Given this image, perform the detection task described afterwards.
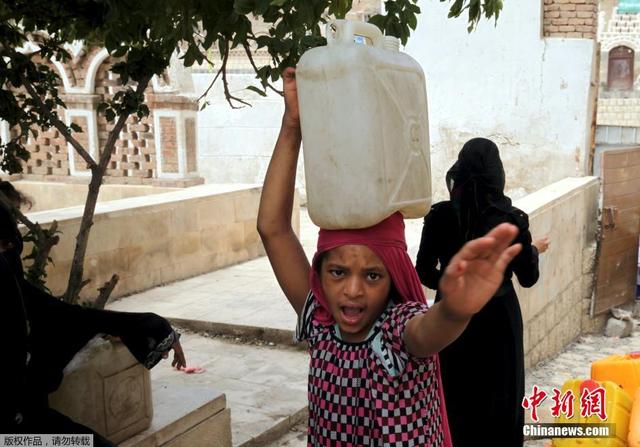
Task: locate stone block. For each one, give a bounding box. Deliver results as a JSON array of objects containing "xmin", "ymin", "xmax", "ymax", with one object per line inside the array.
[
  {"xmin": 49, "ymin": 338, "xmax": 152, "ymax": 444},
  {"xmin": 121, "ymin": 381, "xmax": 230, "ymax": 447},
  {"xmin": 604, "ymin": 317, "xmax": 633, "ymax": 338}
]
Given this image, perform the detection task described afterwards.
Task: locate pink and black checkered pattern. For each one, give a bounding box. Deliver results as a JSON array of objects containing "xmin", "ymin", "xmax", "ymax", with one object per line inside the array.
[{"xmin": 296, "ymin": 293, "xmax": 449, "ymax": 446}]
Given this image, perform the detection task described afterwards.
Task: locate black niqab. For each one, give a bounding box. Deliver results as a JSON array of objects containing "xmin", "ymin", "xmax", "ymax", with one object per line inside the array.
[{"xmin": 445, "ymin": 137, "xmax": 512, "ymax": 240}]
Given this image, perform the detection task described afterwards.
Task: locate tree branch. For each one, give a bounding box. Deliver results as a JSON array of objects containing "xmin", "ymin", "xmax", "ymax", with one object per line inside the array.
[
  {"xmin": 19, "ymin": 73, "xmax": 98, "ymax": 171},
  {"xmin": 93, "ymin": 274, "xmax": 119, "ymax": 310},
  {"xmin": 219, "ymin": 42, "xmax": 250, "ymax": 109},
  {"xmin": 97, "ymin": 76, "xmax": 151, "ymax": 170},
  {"xmin": 196, "ymin": 61, "xmax": 223, "ymax": 104},
  {"xmin": 242, "ymin": 42, "xmax": 283, "ymax": 96}
]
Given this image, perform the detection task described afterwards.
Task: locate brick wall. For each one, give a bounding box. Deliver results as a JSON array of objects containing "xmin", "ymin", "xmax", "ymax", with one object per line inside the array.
[
  {"xmin": 160, "ymin": 117, "xmax": 179, "ymax": 174},
  {"xmin": 94, "ymin": 60, "xmax": 161, "ymax": 182},
  {"xmin": 12, "ymin": 46, "xmax": 202, "ymax": 187},
  {"xmin": 23, "ymin": 127, "xmax": 69, "ymax": 176},
  {"xmin": 543, "ymin": 0, "xmax": 598, "ymax": 39},
  {"xmin": 63, "ymin": 46, "xmax": 105, "ymax": 89}
]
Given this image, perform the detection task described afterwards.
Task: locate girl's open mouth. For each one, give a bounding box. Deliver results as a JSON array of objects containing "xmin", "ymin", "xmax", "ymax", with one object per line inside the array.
[{"xmin": 340, "ymin": 306, "xmax": 365, "ymax": 325}]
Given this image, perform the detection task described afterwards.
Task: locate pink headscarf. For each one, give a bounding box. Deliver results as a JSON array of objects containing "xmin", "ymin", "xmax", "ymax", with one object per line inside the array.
[{"xmin": 309, "ymin": 212, "xmax": 427, "ymax": 325}]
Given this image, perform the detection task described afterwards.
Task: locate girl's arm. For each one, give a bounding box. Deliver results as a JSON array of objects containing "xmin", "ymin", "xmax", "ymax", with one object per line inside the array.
[
  {"xmin": 404, "ymin": 223, "xmax": 522, "ymax": 357},
  {"xmin": 257, "ymin": 67, "xmax": 310, "ymax": 316}
]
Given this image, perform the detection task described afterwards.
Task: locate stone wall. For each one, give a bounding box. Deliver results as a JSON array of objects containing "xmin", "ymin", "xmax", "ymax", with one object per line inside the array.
[
  {"xmin": 406, "ymin": 1, "xmax": 598, "ymax": 202},
  {"xmin": 543, "ymin": 0, "xmax": 598, "ymax": 38},
  {"xmin": 11, "ymin": 181, "xmax": 177, "ymax": 212},
  {"xmin": 597, "ymin": 96, "xmax": 640, "ymax": 127},
  {"xmin": 597, "ymin": 6, "xmax": 640, "ymax": 101},
  {"xmin": 21, "ymin": 184, "xmax": 297, "ymax": 303},
  {"xmin": 516, "ymin": 177, "xmax": 601, "ymax": 369}
]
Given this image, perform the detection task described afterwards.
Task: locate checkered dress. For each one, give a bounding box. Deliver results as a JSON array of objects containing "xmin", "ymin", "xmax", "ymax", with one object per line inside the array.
[{"xmin": 295, "ymin": 293, "xmax": 450, "ymax": 447}]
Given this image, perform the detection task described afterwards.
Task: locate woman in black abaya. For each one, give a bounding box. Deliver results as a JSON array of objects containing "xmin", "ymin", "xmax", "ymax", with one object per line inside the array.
[
  {"xmin": 415, "ymin": 138, "xmax": 549, "ymax": 446},
  {"xmin": 0, "ymin": 181, "xmax": 186, "ymax": 445}
]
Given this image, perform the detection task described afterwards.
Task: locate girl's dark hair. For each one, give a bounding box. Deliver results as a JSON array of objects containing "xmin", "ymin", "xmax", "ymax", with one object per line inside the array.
[
  {"xmin": 0, "ymin": 181, "xmax": 33, "ymax": 210},
  {"xmin": 314, "ymin": 251, "xmax": 327, "ymax": 274}
]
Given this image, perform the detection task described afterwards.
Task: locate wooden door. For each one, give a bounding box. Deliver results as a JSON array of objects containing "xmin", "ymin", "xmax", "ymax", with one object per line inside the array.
[
  {"xmin": 593, "ymin": 146, "xmax": 640, "ymax": 314},
  {"xmin": 607, "ymin": 46, "xmax": 634, "ymax": 91}
]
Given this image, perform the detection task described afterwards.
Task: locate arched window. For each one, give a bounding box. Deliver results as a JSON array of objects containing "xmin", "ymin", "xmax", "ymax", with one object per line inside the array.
[{"xmin": 607, "ymin": 46, "xmax": 635, "ymax": 90}]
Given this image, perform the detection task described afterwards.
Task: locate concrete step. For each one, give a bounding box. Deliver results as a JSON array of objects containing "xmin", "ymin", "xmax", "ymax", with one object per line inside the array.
[
  {"xmin": 148, "ymin": 330, "xmax": 308, "ymax": 447},
  {"xmin": 121, "ymin": 381, "xmax": 231, "ymax": 447}
]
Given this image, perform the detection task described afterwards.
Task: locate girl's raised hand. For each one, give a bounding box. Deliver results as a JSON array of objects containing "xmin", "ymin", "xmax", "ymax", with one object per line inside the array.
[
  {"xmin": 282, "ymin": 67, "xmax": 300, "ymax": 129},
  {"xmin": 439, "ymin": 223, "xmax": 522, "ymax": 320}
]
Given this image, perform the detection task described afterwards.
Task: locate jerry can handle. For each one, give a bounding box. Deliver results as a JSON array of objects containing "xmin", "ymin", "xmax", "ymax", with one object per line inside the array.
[{"xmin": 326, "ymin": 19, "xmax": 384, "ymax": 49}]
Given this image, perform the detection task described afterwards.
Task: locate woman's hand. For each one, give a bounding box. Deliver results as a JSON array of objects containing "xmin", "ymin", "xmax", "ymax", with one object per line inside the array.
[
  {"xmin": 533, "ymin": 236, "xmax": 550, "ymax": 253},
  {"xmin": 439, "ymin": 223, "xmax": 522, "ymax": 320},
  {"xmin": 282, "ymin": 67, "xmax": 300, "ymax": 130},
  {"xmin": 163, "ymin": 340, "xmax": 186, "ymax": 369}
]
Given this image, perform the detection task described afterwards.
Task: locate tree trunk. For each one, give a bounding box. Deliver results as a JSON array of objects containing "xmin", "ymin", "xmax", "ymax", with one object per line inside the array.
[{"xmin": 63, "ymin": 76, "xmax": 151, "ymax": 304}]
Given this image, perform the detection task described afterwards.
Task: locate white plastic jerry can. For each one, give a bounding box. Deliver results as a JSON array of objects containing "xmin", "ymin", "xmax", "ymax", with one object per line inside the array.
[{"xmin": 297, "ymin": 19, "xmax": 431, "ymax": 229}]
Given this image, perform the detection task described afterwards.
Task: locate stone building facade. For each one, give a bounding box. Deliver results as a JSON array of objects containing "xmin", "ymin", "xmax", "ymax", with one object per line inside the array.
[
  {"xmin": 596, "ymin": 0, "xmax": 640, "ymax": 140},
  {"xmin": 1, "ymin": 43, "xmax": 202, "ymax": 187}
]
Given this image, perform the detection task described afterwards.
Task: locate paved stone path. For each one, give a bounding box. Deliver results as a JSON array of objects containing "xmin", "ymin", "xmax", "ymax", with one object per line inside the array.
[{"xmin": 150, "ymin": 328, "xmax": 309, "ymax": 447}]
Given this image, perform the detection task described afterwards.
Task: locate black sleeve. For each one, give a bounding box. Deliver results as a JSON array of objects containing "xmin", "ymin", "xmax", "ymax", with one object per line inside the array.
[
  {"xmin": 0, "ymin": 254, "xmax": 29, "ymax": 428},
  {"xmin": 415, "ymin": 207, "xmax": 443, "ymax": 290},
  {"xmin": 23, "ymin": 282, "xmax": 174, "ymax": 376},
  {"xmin": 508, "ymin": 208, "xmax": 539, "ymax": 288}
]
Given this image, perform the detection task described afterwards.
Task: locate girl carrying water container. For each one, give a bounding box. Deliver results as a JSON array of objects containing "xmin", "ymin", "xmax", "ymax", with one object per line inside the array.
[{"xmin": 257, "ymin": 67, "xmax": 523, "ymax": 447}]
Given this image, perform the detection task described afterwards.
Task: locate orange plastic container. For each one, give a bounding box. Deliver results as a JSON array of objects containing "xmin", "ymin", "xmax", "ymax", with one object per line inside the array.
[
  {"xmin": 629, "ymin": 389, "xmax": 640, "ymax": 447},
  {"xmin": 592, "ymin": 353, "xmax": 640, "ymax": 400},
  {"xmin": 553, "ymin": 379, "xmax": 632, "ymax": 447}
]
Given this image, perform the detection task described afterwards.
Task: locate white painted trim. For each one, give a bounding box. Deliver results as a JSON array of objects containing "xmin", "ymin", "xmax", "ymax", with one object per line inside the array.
[
  {"xmin": 602, "ymin": 37, "xmax": 640, "ymax": 53},
  {"xmin": 49, "ymin": 59, "xmax": 73, "ymax": 93},
  {"xmin": 0, "ymin": 120, "xmax": 9, "ymax": 174},
  {"xmin": 154, "ymin": 110, "xmax": 179, "ymax": 178},
  {"xmin": 65, "ymin": 109, "xmax": 99, "ymax": 177},
  {"xmin": 51, "ymin": 48, "xmax": 110, "ymax": 94},
  {"xmin": 85, "ymin": 48, "xmax": 110, "ymax": 94},
  {"xmin": 0, "ymin": 120, "xmax": 9, "ymax": 145},
  {"xmin": 153, "ymin": 109, "xmax": 198, "ymax": 179}
]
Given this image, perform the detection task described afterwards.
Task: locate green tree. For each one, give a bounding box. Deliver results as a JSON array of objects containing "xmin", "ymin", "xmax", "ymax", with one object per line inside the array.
[{"xmin": 0, "ymin": 0, "xmax": 503, "ymax": 306}]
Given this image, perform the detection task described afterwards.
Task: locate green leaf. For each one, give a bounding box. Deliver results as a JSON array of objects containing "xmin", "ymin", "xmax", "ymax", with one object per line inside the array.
[
  {"xmin": 234, "ymin": 0, "xmax": 255, "ymax": 15},
  {"xmin": 112, "ymin": 46, "xmax": 128, "ymax": 58},
  {"xmin": 105, "ymin": 109, "xmax": 116, "ymax": 122},
  {"xmin": 448, "ymin": 0, "xmax": 465, "ymax": 18},
  {"xmin": 246, "ymin": 85, "xmax": 267, "ymax": 96}
]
